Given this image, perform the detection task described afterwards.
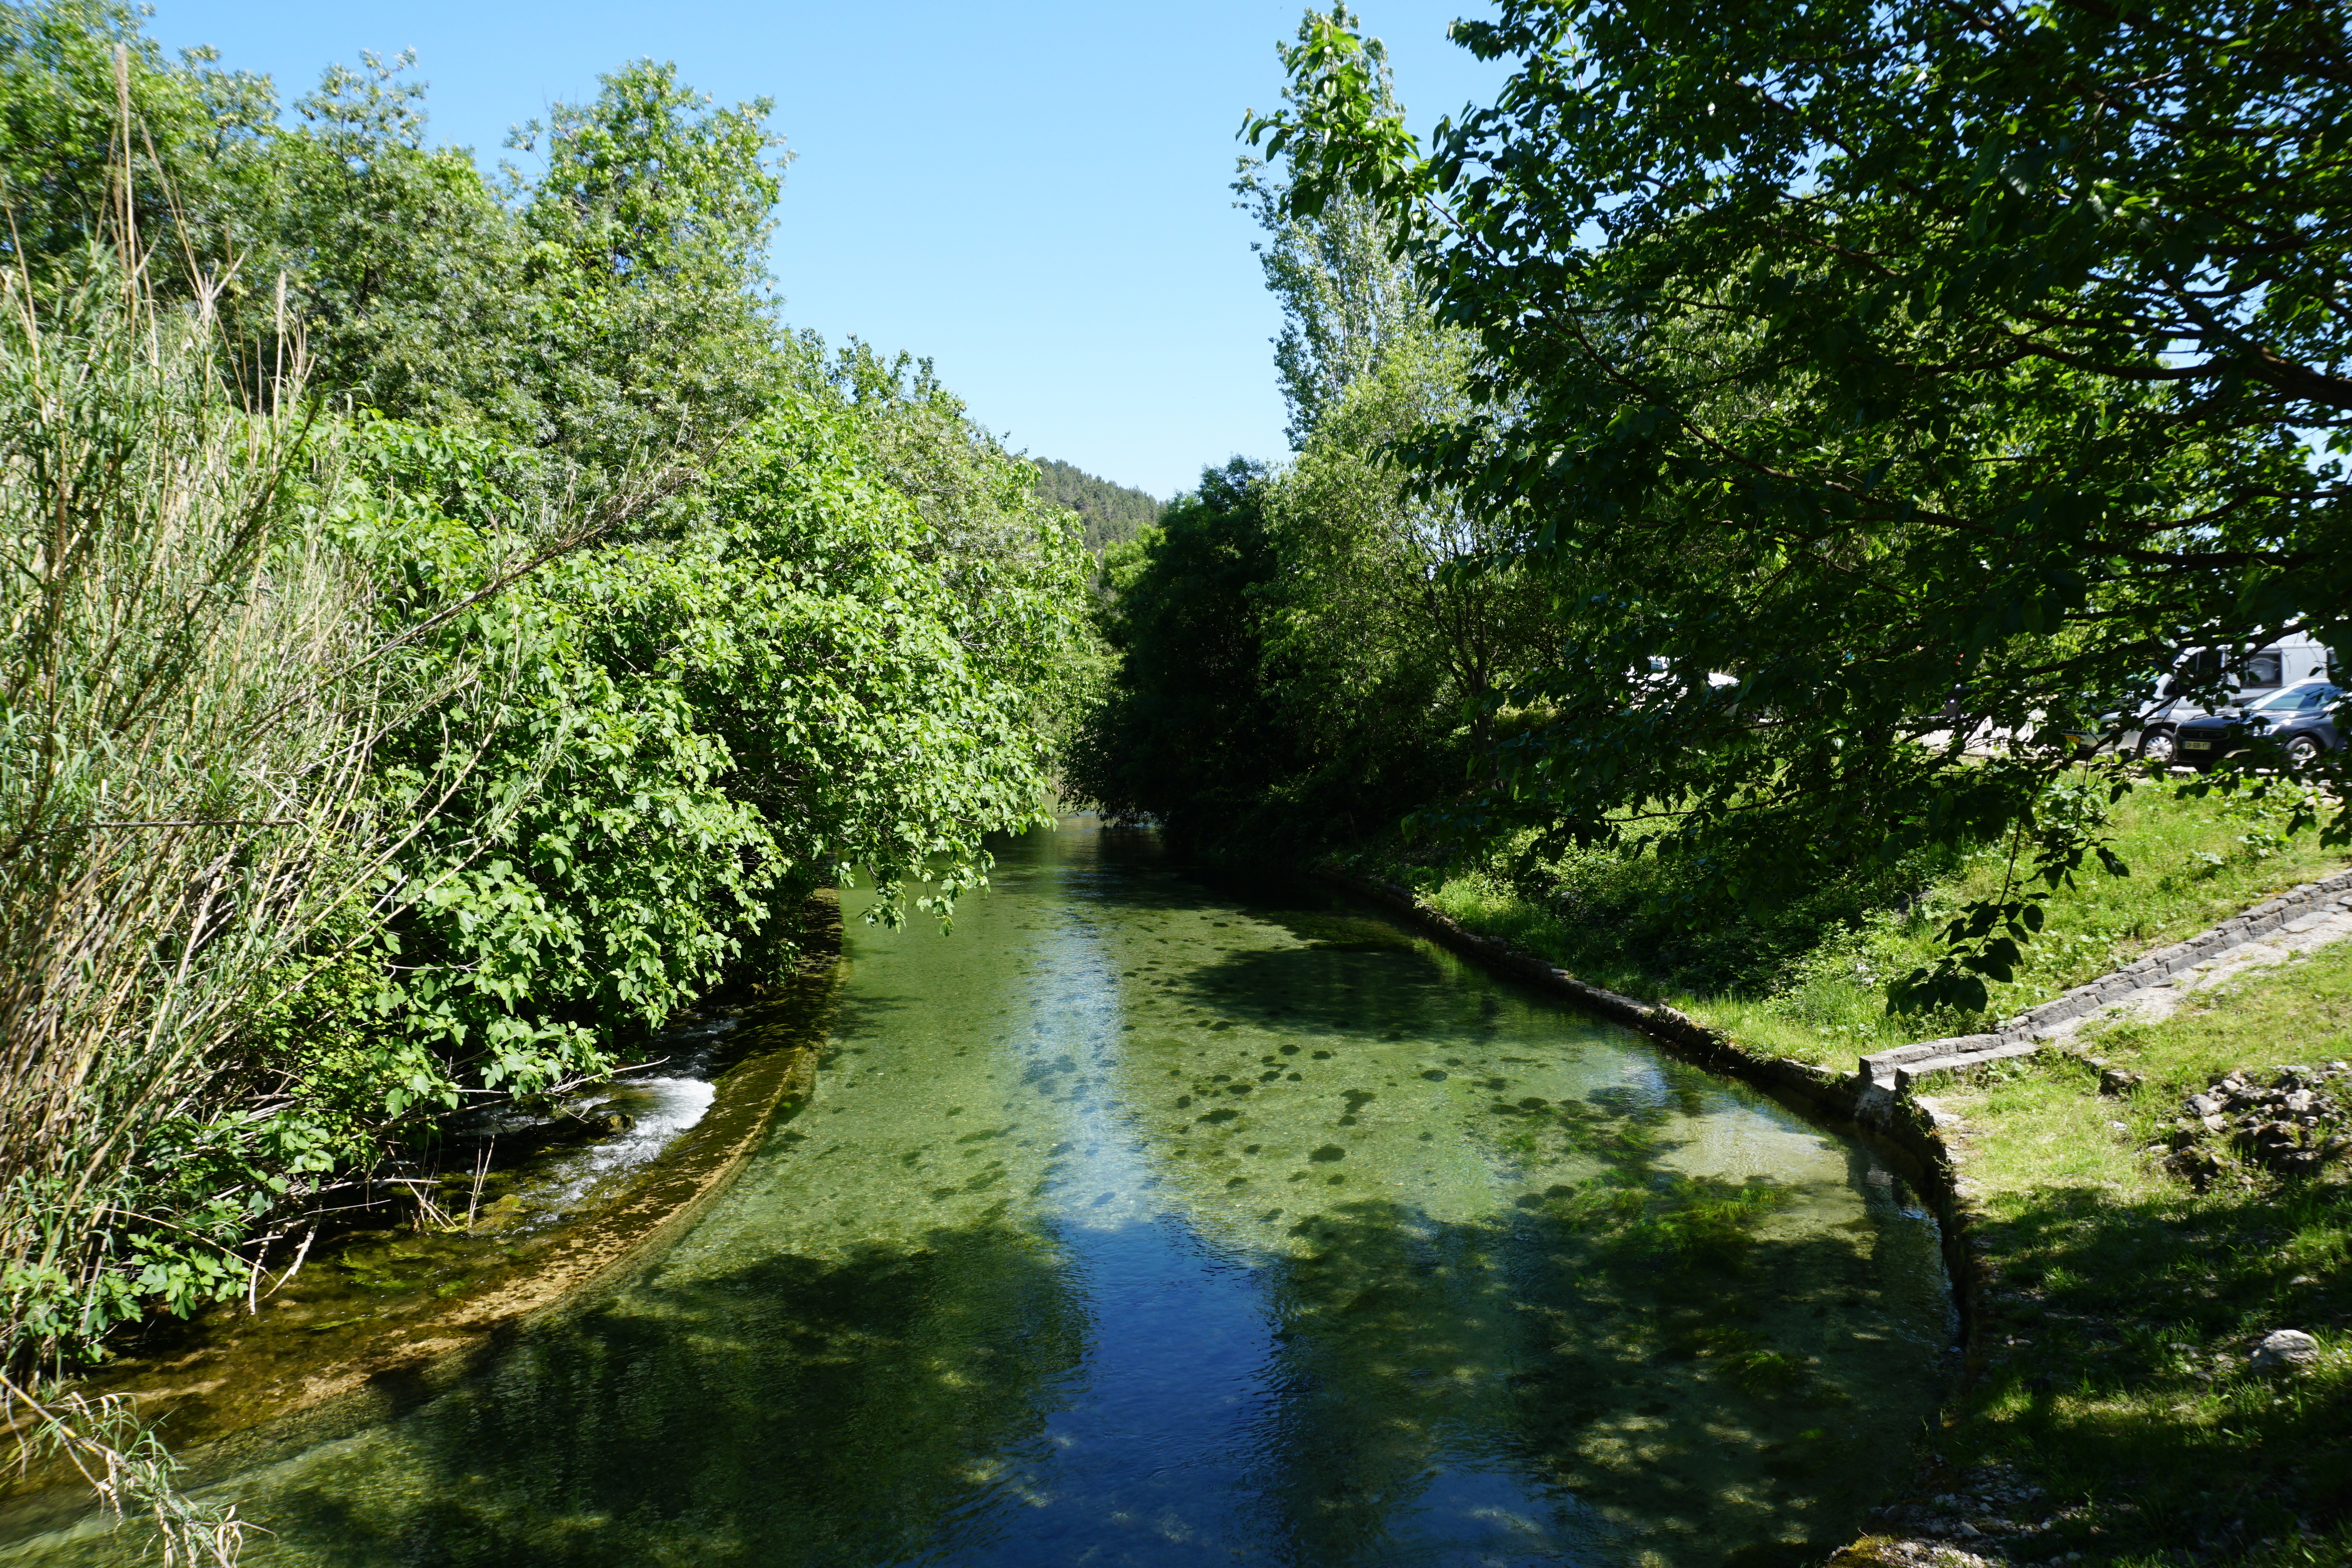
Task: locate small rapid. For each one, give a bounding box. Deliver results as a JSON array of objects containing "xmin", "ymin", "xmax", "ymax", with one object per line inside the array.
[{"xmin": 469, "ymin": 1013, "xmax": 742, "ymax": 1229}]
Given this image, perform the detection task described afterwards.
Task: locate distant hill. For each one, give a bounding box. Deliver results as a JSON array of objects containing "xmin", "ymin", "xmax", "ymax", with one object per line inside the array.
[{"xmin": 1033, "ymin": 458, "xmax": 1161, "ymax": 551}]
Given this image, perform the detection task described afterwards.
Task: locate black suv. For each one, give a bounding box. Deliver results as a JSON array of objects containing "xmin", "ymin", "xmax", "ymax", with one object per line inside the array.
[{"xmin": 2175, "ymin": 681, "xmax": 2345, "ymax": 771}]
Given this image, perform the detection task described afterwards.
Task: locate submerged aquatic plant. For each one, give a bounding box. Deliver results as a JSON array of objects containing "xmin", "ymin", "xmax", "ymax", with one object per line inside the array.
[
  {"xmin": 1, "ymin": 1375, "xmax": 245, "ymax": 1564},
  {"xmin": 1485, "ymin": 1091, "xmax": 1677, "ymax": 1166},
  {"xmin": 1543, "ymin": 1174, "xmax": 1792, "ymax": 1271},
  {"xmin": 1678, "ymin": 1326, "xmax": 1812, "ymax": 1393}
]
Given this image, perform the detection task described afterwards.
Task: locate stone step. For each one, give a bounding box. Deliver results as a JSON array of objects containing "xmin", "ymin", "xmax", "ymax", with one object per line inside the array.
[
  {"xmin": 1890, "ymin": 1038, "xmax": 2042, "ymax": 1091},
  {"xmin": 1860, "ymin": 865, "xmax": 2352, "ymax": 1092},
  {"xmin": 1860, "ymin": 1034, "xmax": 2004, "ymax": 1085}
]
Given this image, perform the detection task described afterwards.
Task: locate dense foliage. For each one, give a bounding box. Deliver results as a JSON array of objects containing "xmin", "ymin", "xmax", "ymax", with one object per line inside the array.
[
  {"xmin": 1245, "ymin": 0, "xmax": 2352, "ymax": 1009},
  {"xmin": 1070, "ymin": 317, "xmax": 1552, "ymax": 858},
  {"xmin": 0, "ymin": 0, "xmax": 1087, "ymax": 1402},
  {"xmin": 1069, "ymin": 459, "xmax": 1295, "ymax": 847}
]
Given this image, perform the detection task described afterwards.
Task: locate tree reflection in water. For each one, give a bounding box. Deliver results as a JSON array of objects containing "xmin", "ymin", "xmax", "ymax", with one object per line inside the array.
[{"xmin": 3, "ymin": 821, "xmax": 1947, "ymax": 1568}]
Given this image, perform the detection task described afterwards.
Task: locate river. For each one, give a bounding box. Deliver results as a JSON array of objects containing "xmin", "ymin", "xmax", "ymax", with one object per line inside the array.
[{"xmin": 5, "ymin": 819, "xmax": 1951, "ymax": 1567}]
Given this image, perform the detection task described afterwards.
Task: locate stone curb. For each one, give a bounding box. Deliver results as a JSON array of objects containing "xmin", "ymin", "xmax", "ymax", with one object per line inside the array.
[
  {"xmin": 1307, "ymin": 869, "xmax": 1982, "ymax": 1281},
  {"xmin": 1859, "ymin": 867, "xmax": 2352, "ymax": 1091}
]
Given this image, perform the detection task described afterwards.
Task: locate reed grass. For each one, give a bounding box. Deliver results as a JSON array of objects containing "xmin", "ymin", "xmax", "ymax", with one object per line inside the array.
[
  {"xmin": 0, "ymin": 232, "xmax": 388, "ymax": 1556},
  {"xmin": 0, "ymin": 103, "xmax": 504, "ymax": 1551},
  {"xmin": 1, "ymin": 1373, "xmax": 245, "ymax": 1565},
  {"xmin": 0, "ymin": 52, "xmax": 657, "ymax": 1550},
  {"xmin": 0, "ymin": 247, "xmax": 383, "ymax": 1353}
]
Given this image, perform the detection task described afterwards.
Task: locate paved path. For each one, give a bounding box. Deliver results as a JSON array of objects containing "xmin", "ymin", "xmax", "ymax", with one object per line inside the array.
[
  {"xmin": 1860, "ymin": 869, "xmax": 2352, "ymax": 1096},
  {"xmin": 2030, "ymin": 900, "xmax": 2352, "ymax": 1038}
]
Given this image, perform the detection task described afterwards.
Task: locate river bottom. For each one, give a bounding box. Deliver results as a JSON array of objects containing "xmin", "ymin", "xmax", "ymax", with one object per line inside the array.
[{"xmin": 4, "ymin": 821, "xmax": 1950, "ymax": 1568}]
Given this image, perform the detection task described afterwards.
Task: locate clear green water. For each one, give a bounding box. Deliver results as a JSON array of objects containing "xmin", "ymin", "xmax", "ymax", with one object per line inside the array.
[{"xmin": 6, "ymin": 821, "xmax": 1950, "ymax": 1567}]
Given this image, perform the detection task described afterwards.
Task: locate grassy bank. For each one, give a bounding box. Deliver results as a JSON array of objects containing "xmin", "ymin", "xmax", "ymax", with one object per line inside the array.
[
  {"xmin": 1335, "ymin": 784, "xmax": 2352, "ymax": 1566},
  {"xmin": 1890, "ymin": 941, "xmax": 2352, "ymax": 1566},
  {"xmin": 1351, "ymin": 784, "xmax": 2350, "ymax": 1069}
]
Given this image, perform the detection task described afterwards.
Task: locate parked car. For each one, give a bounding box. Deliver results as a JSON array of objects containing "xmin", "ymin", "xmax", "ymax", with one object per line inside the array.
[
  {"xmin": 2174, "ymin": 680, "xmax": 2345, "ymax": 771},
  {"xmin": 2114, "ymin": 634, "xmax": 2335, "ymax": 763}
]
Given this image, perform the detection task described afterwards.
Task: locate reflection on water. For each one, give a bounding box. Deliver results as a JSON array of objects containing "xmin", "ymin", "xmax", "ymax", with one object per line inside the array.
[{"xmin": 2, "ymin": 821, "xmax": 1949, "ymax": 1567}]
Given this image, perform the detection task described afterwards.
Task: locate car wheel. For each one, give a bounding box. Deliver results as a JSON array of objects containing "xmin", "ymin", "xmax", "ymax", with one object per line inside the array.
[
  {"xmin": 2286, "ymin": 734, "xmax": 2324, "ymax": 769},
  {"xmin": 2140, "ymin": 728, "xmax": 2177, "ymax": 765}
]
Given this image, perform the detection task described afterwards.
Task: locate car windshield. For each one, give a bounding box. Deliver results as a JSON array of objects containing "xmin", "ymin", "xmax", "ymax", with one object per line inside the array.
[{"xmin": 2251, "ymin": 682, "xmax": 2341, "ymax": 713}]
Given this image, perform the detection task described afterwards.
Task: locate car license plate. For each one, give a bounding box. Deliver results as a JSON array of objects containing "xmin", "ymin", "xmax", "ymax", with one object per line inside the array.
[{"xmin": 2184, "ymin": 740, "xmax": 2211, "ymax": 751}]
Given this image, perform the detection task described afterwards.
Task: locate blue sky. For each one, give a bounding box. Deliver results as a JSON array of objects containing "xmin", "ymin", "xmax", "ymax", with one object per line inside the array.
[{"xmin": 147, "ymin": 2, "xmax": 1509, "ymax": 497}]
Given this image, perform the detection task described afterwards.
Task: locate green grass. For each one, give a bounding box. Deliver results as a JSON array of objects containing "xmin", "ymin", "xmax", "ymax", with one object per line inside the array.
[
  {"xmin": 1910, "ymin": 940, "xmax": 2352, "ymax": 1566},
  {"xmin": 1384, "ymin": 784, "xmax": 2350, "ymax": 1068}
]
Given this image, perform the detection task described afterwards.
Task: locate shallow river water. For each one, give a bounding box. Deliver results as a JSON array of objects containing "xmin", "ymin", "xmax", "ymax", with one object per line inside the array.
[{"xmin": 8, "ymin": 821, "xmax": 1951, "ymax": 1568}]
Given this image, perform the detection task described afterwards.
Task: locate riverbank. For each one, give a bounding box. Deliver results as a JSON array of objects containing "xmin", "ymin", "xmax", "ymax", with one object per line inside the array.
[
  {"xmin": 1346, "ymin": 787, "xmax": 2351, "ymax": 1067},
  {"xmin": 1320, "ymin": 800, "xmax": 2352, "ymax": 1568},
  {"xmin": 1867, "ymin": 942, "xmax": 2352, "ymax": 1566},
  {"xmin": 0, "ymin": 899, "xmax": 840, "ymax": 1526}
]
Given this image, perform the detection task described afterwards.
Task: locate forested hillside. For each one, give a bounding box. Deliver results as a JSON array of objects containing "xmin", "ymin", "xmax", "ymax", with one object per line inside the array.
[
  {"xmin": 0, "ymin": 0, "xmax": 1087, "ymax": 1501},
  {"xmin": 1030, "ymin": 457, "xmax": 1160, "ymax": 551}
]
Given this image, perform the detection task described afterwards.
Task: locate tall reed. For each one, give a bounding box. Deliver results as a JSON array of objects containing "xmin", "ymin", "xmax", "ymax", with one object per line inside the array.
[
  {"xmin": 0, "ymin": 249, "xmax": 396, "ymax": 1365},
  {"xmin": 0, "ymin": 236, "xmax": 451, "ymax": 1557},
  {"xmin": 0, "ymin": 47, "xmax": 667, "ymax": 1558}
]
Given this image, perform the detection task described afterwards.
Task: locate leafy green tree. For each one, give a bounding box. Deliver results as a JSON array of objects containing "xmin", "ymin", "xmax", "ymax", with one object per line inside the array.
[
  {"xmin": 817, "ymin": 341, "xmax": 1094, "ymax": 726},
  {"xmin": 1264, "ymin": 330, "xmax": 1552, "ymax": 781},
  {"xmin": 1, "ymin": 12, "xmax": 790, "ymax": 480},
  {"xmin": 0, "ymin": 0, "xmax": 1095, "ymax": 1405},
  {"xmin": 0, "ymin": 0, "xmax": 275, "ymax": 292},
  {"xmin": 255, "ymin": 52, "xmax": 533, "ymax": 428},
  {"xmin": 1235, "ymin": 6, "xmax": 1428, "ymax": 449},
  {"xmin": 516, "ymin": 59, "xmax": 788, "ymax": 466},
  {"xmin": 1253, "ymin": 0, "xmax": 2352, "ymax": 1008},
  {"xmin": 1068, "ymin": 459, "xmax": 1301, "ymax": 848},
  {"xmin": 344, "ymin": 386, "xmax": 1080, "ymax": 1106},
  {"xmin": 1073, "ymin": 15, "xmax": 1558, "ymax": 861}
]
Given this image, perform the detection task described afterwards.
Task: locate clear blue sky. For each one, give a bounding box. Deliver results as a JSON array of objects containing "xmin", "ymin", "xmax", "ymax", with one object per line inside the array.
[{"xmin": 146, "ymin": 1, "xmax": 1508, "ymax": 498}]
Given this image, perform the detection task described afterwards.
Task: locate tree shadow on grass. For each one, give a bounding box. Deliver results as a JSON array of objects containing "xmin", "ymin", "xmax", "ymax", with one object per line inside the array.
[{"xmin": 1948, "ymin": 1178, "xmax": 2352, "ymax": 1563}]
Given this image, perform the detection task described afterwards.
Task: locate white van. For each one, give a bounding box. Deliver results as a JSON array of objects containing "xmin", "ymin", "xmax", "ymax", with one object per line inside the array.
[{"xmin": 2123, "ymin": 634, "xmax": 2335, "ymax": 763}]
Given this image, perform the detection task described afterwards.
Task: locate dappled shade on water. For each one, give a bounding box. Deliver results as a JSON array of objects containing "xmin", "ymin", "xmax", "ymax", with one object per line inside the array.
[{"xmin": 5, "ymin": 823, "xmax": 1949, "ymax": 1567}]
